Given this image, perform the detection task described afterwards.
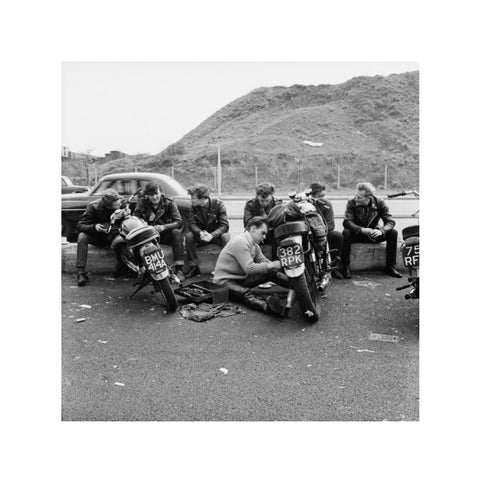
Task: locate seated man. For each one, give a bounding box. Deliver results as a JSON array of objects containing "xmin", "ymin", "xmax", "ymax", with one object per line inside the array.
[
  {"xmin": 75, "ymin": 189, "xmax": 128, "ymax": 286},
  {"xmin": 309, "ymin": 183, "xmax": 344, "ymax": 279},
  {"xmin": 243, "ymin": 182, "xmax": 282, "ymax": 260},
  {"xmin": 342, "ymin": 181, "xmax": 402, "ymax": 279},
  {"xmin": 133, "ymin": 181, "xmax": 186, "ymax": 282},
  {"xmin": 185, "ymin": 184, "xmax": 230, "ymax": 278},
  {"xmin": 213, "ymin": 216, "xmax": 289, "ymax": 316}
]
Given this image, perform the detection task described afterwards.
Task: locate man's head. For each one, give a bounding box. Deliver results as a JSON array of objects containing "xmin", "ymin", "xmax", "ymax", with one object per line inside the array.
[
  {"xmin": 255, "ymin": 182, "xmax": 275, "ymax": 207},
  {"xmin": 309, "ymin": 183, "xmax": 326, "ymax": 200},
  {"xmin": 188, "ymin": 184, "xmax": 210, "ymax": 207},
  {"xmin": 246, "ymin": 216, "xmax": 268, "ymax": 244},
  {"xmin": 354, "ymin": 182, "xmax": 375, "ymax": 206},
  {"xmin": 142, "ymin": 181, "xmax": 163, "ymax": 205},
  {"xmin": 101, "ymin": 189, "xmax": 123, "ymax": 210}
]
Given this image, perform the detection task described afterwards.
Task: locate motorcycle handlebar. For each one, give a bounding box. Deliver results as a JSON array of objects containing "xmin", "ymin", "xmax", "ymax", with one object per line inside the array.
[
  {"xmin": 387, "ymin": 190, "xmax": 419, "ymax": 199},
  {"xmin": 387, "ymin": 191, "xmax": 407, "ymax": 198}
]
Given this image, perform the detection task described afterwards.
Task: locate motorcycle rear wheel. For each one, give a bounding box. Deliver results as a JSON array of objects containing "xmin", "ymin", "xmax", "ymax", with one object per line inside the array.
[
  {"xmin": 153, "ymin": 278, "xmax": 178, "ymax": 312},
  {"xmin": 291, "ymin": 268, "xmax": 320, "ymax": 323}
]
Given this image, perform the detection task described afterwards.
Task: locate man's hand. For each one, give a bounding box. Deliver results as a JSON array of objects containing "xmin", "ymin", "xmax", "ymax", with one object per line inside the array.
[
  {"xmin": 361, "ymin": 228, "xmax": 373, "ymax": 236},
  {"xmin": 202, "ymin": 232, "xmax": 213, "ymax": 243},
  {"xmin": 95, "ymin": 223, "xmax": 107, "ymax": 233},
  {"xmin": 268, "ymin": 261, "xmax": 281, "ymax": 270},
  {"xmin": 370, "ymin": 229, "xmax": 383, "ymax": 239},
  {"xmin": 155, "ymin": 225, "xmax": 166, "ymax": 233}
]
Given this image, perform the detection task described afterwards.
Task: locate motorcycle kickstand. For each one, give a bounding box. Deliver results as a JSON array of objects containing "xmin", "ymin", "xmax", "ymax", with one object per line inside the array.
[{"xmin": 129, "ymin": 273, "xmax": 150, "ymax": 299}]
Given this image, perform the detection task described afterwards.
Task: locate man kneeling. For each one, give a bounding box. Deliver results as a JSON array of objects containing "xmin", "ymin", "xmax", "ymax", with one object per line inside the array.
[{"xmin": 213, "ymin": 216, "xmax": 290, "ymax": 316}]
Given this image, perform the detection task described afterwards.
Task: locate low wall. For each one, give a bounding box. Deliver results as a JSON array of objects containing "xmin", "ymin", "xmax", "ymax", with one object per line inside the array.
[{"xmin": 61, "ymin": 241, "xmax": 401, "ymax": 275}]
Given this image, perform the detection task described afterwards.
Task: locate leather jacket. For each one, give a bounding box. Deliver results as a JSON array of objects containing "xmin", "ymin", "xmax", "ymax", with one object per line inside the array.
[
  {"xmin": 343, "ymin": 195, "xmax": 395, "ymax": 235},
  {"xmin": 133, "ymin": 195, "xmax": 183, "ymax": 231},
  {"xmin": 243, "ymin": 197, "xmax": 283, "ymax": 227},
  {"xmin": 188, "ymin": 197, "xmax": 229, "ymax": 238}
]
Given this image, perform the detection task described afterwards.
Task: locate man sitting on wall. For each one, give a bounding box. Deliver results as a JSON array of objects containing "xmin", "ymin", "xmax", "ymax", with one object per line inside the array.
[
  {"xmin": 309, "ymin": 182, "xmax": 344, "ymax": 279},
  {"xmin": 243, "ymin": 182, "xmax": 282, "ymax": 260},
  {"xmin": 184, "ymin": 184, "xmax": 230, "ymax": 278},
  {"xmin": 134, "ymin": 181, "xmax": 186, "ymax": 282},
  {"xmin": 342, "ymin": 181, "xmax": 402, "ymax": 279},
  {"xmin": 75, "ymin": 189, "xmax": 129, "ymax": 286},
  {"xmin": 213, "ymin": 216, "xmax": 289, "ymax": 316}
]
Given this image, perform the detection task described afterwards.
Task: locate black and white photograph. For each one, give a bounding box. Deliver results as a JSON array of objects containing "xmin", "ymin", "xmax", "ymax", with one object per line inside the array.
[
  {"xmin": 5, "ymin": 1, "xmax": 479, "ymax": 481},
  {"xmin": 61, "ymin": 61, "xmax": 420, "ymax": 422}
]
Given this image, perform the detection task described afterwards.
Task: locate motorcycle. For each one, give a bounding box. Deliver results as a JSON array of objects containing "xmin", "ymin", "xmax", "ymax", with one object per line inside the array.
[
  {"xmin": 268, "ymin": 190, "xmax": 334, "ymax": 323},
  {"xmin": 387, "ymin": 190, "xmax": 419, "ymax": 299},
  {"xmin": 109, "ymin": 203, "xmax": 179, "ymax": 312}
]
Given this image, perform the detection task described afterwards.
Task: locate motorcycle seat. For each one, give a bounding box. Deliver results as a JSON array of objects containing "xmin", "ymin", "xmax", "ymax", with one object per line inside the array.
[
  {"xmin": 126, "ymin": 226, "xmax": 159, "ymax": 248},
  {"xmin": 402, "ymin": 225, "xmax": 419, "ymax": 240},
  {"xmin": 274, "ymin": 221, "xmax": 309, "ymax": 240}
]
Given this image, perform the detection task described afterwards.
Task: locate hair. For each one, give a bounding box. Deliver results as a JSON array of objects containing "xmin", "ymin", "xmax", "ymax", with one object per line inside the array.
[
  {"xmin": 187, "ymin": 184, "xmax": 210, "ymax": 199},
  {"xmin": 101, "ymin": 188, "xmax": 122, "ymax": 206},
  {"xmin": 246, "ymin": 216, "xmax": 268, "ymax": 231},
  {"xmin": 142, "ymin": 181, "xmax": 163, "ymax": 196},
  {"xmin": 255, "ymin": 182, "xmax": 275, "ymax": 198},
  {"xmin": 309, "ymin": 183, "xmax": 326, "ymax": 195},
  {"xmin": 356, "ymin": 181, "xmax": 376, "ymax": 196}
]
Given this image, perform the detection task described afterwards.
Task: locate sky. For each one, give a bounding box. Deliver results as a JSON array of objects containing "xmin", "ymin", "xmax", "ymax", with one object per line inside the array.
[{"xmin": 62, "ymin": 61, "xmax": 418, "ymax": 157}]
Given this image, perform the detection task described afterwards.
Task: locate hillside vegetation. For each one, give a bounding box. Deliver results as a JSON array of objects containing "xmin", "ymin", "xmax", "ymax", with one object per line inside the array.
[{"xmin": 63, "ymin": 71, "xmax": 419, "ymax": 194}]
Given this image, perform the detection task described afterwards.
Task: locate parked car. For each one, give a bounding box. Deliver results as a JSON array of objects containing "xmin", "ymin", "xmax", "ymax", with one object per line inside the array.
[
  {"xmin": 61, "ymin": 172, "xmax": 191, "ymax": 242},
  {"xmin": 61, "ymin": 176, "xmax": 89, "ymax": 194}
]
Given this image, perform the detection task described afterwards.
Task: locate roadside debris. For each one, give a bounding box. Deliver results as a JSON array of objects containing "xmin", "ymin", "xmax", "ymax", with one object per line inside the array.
[
  {"xmin": 369, "ymin": 333, "xmax": 399, "ymax": 343},
  {"xmin": 98, "ymin": 340, "xmax": 109, "ymax": 344},
  {"xmin": 353, "ymin": 280, "xmax": 381, "ymax": 288},
  {"xmin": 74, "ymin": 318, "xmax": 86, "ymax": 323},
  {"xmin": 114, "ymin": 382, "xmax": 125, "ymax": 387},
  {"xmin": 79, "ymin": 304, "xmax": 92, "ymax": 309},
  {"xmin": 357, "ymin": 349, "xmax": 375, "ymax": 353},
  {"xmin": 303, "ymin": 140, "xmax": 324, "ymax": 147},
  {"xmin": 219, "ymin": 368, "xmax": 228, "ymax": 375}
]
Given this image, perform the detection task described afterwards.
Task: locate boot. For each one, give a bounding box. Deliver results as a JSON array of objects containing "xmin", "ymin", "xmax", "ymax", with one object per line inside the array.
[
  {"xmin": 77, "ymin": 269, "xmax": 89, "ymax": 286},
  {"xmin": 342, "ymin": 264, "xmax": 351, "ymax": 279}
]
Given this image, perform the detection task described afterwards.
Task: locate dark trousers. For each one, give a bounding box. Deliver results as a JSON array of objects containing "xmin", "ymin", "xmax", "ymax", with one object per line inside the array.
[
  {"xmin": 76, "ymin": 231, "xmax": 124, "ymax": 270},
  {"xmin": 185, "ymin": 231, "xmax": 230, "ymax": 266},
  {"xmin": 327, "ymin": 230, "xmax": 343, "ymax": 264},
  {"xmin": 341, "ymin": 228, "xmax": 398, "ymax": 268},
  {"xmin": 220, "ymin": 271, "xmax": 290, "ymax": 313},
  {"xmin": 159, "ymin": 228, "xmax": 184, "ymax": 266}
]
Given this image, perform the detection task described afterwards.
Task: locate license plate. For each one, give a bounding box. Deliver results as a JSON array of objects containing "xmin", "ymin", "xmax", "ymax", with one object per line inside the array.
[
  {"xmin": 143, "ymin": 248, "xmax": 168, "ymax": 274},
  {"xmin": 401, "ymin": 244, "xmax": 419, "ymax": 268},
  {"xmin": 278, "ymin": 243, "xmax": 304, "ymax": 268}
]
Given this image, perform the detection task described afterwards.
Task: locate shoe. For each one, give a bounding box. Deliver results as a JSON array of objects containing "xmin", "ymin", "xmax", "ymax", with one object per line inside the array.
[
  {"xmin": 175, "ymin": 270, "xmax": 185, "ymax": 282},
  {"xmin": 342, "ymin": 267, "xmax": 351, "ymax": 279},
  {"xmin": 185, "ymin": 266, "xmax": 200, "ymax": 279},
  {"xmin": 77, "ymin": 271, "xmax": 89, "ymax": 286},
  {"xmin": 331, "ymin": 269, "xmax": 344, "ymax": 280},
  {"xmin": 385, "ymin": 266, "xmax": 402, "ymax": 278},
  {"xmin": 318, "ymin": 273, "xmax": 331, "ymax": 292},
  {"xmin": 266, "ymin": 296, "xmax": 286, "ymax": 317}
]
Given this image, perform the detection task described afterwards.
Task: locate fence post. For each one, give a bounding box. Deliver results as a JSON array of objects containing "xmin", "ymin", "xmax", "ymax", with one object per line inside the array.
[
  {"xmin": 337, "ymin": 164, "xmax": 340, "ymax": 190},
  {"xmin": 217, "ymin": 144, "xmax": 222, "ymax": 198}
]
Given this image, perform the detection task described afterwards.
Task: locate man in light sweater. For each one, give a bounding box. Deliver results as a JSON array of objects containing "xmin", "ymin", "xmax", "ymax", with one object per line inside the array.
[{"xmin": 213, "ymin": 216, "xmax": 290, "ymax": 316}]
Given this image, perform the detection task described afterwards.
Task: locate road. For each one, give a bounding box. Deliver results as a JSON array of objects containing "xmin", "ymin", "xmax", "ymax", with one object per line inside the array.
[
  {"xmin": 223, "ymin": 196, "xmax": 419, "ymax": 235},
  {"xmin": 62, "ymin": 272, "xmax": 419, "ymax": 421}
]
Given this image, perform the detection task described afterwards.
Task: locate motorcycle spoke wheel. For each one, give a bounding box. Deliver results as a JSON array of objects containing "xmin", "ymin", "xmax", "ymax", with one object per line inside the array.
[
  {"xmin": 153, "ymin": 278, "xmax": 178, "ymax": 312},
  {"xmin": 291, "ymin": 270, "xmax": 320, "ymax": 323}
]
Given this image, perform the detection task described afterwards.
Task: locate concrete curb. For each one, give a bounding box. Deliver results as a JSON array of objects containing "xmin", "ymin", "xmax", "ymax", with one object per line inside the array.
[{"xmin": 61, "ymin": 241, "xmax": 401, "ymax": 275}]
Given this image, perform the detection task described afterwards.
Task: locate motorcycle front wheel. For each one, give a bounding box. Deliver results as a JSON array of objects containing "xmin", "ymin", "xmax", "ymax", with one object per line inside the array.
[
  {"xmin": 153, "ymin": 278, "xmax": 178, "ymax": 312},
  {"xmin": 290, "ymin": 267, "xmax": 320, "ymax": 323}
]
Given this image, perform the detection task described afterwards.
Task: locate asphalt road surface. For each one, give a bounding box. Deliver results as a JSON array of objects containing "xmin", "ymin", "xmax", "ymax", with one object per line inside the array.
[{"xmin": 62, "ymin": 270, "xmax": 419, "ymax": 421}]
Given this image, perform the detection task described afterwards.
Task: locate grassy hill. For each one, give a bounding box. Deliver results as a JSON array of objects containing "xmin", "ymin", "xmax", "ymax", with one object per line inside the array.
[{"xmin": 63, "ymin": 71, "xmax": 419, "ymax": 194}]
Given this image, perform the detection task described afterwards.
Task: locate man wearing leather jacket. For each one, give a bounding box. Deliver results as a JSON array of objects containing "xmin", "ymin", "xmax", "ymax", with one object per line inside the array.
[
  {"xmin": 75, "ymin": 189, "xmax": 128, "ymax": 286},
  {"xmin": 213, "ymin": 216, "xmax": 289, "ymax": 317},
  {"xmin": 134, "ymin": 181, "xmax": 186, "ymax": 282},
  {"xmin": 309, "ymin": 183, "xmax": 344, "ymax": 279},
  {"xmin": 243, "ymin": 182, "xmax": 282, "ymax": 260},
  {"xmin": 184, "ymin": 184, "xmax": 230, "ymax": 278},
  {"xmin": 342, "ymin": 181, "xmax": 402, "ymax": 279}
]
